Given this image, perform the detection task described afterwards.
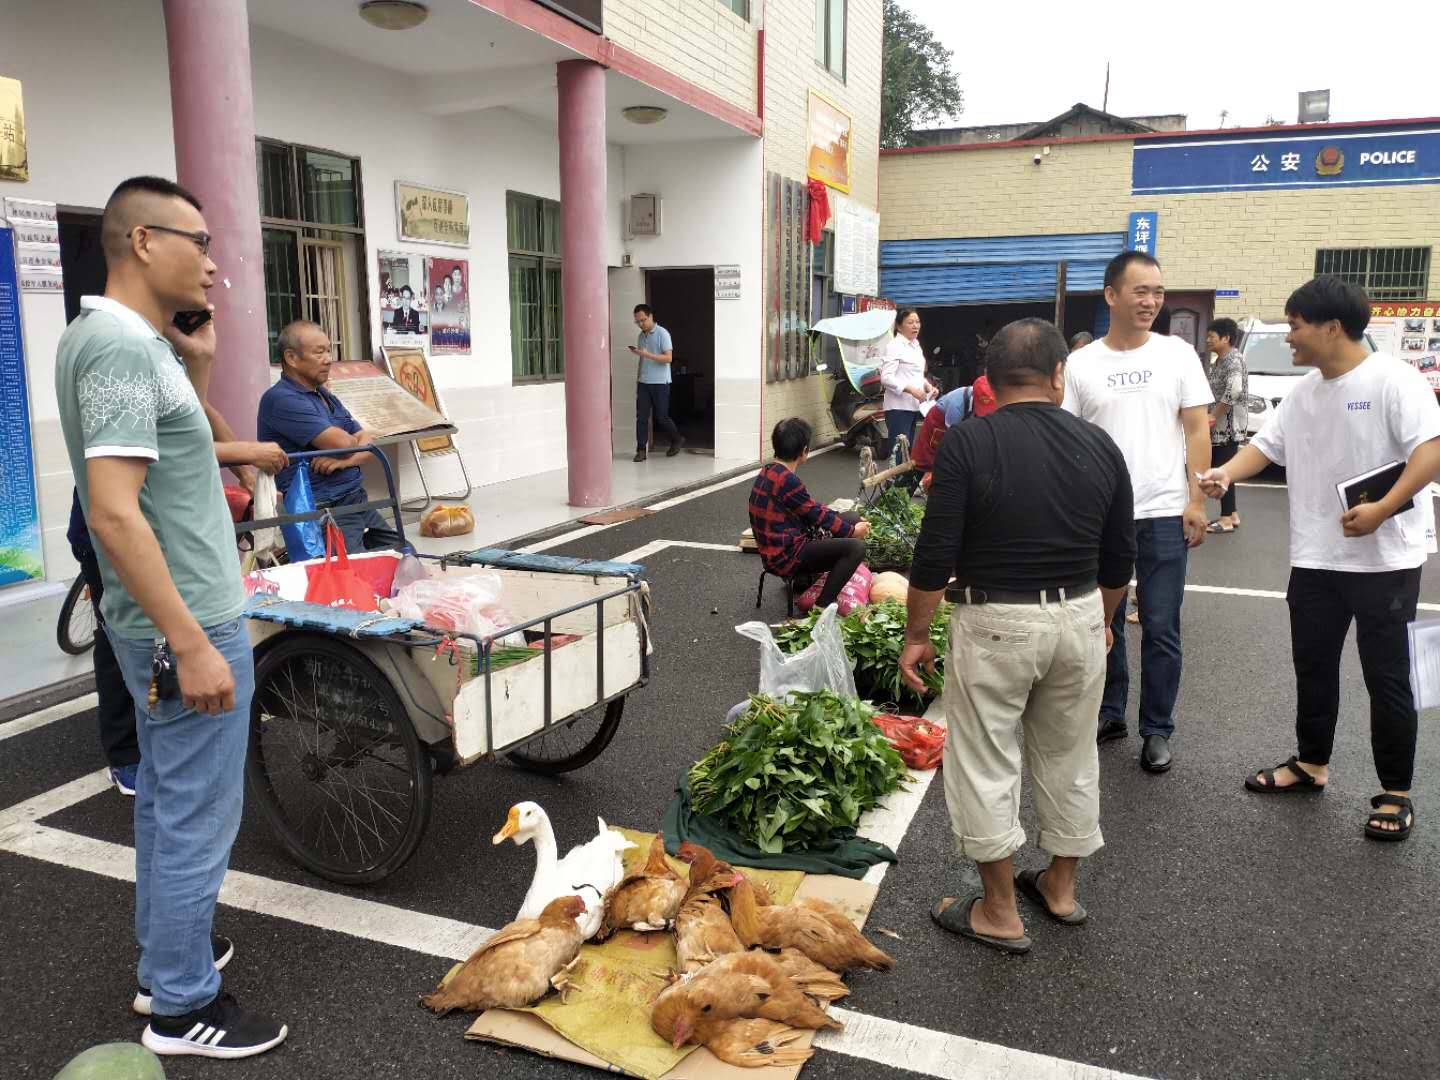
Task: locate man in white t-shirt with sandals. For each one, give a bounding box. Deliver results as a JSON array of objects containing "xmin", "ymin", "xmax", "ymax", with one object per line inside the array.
[
  {"xmin": 1200, "ymin": 276, "xmax": 1440, "ymax": 842},
  {"xmin": 1064, "ymin": 251, "xmax": 1213, "ymax": 774}
]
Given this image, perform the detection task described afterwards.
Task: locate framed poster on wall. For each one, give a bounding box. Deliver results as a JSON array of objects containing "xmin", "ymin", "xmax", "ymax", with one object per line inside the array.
[
  {"xmin": 425, "ymin": 256, "xmax": 470, "ymax": 355},
  {"xmin": 395, "ymin": 181, "xmax": 470, "ymax": 247},
  {"xmin": 377, "ymin": 250, "xmax": 429, "ymax": 347}
]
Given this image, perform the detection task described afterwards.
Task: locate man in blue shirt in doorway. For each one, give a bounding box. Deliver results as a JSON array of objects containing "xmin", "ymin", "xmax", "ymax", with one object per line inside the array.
[
  {"xmin": 258, "ymin": 319, "xmax": 401, "ymax": 553},
  {"xmin": 631, "ymin": 303, "xmax": 684, "ymax": 462}
]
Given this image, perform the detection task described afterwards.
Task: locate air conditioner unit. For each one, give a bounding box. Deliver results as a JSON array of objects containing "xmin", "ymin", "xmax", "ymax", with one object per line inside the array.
[{"xmin": 628, "ymin": 193, "xmax": 662, "ymax": 237}]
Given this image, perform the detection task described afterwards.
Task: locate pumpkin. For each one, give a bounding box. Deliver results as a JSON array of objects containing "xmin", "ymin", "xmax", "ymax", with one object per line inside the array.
[{"xmin": 868, "ymin": 571, "xmax": 910, "ymax": 605}]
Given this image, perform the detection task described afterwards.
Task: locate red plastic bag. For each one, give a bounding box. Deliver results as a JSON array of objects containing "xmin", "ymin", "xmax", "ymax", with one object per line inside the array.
[
  {"xmin": 303, "ymin": 523, "xmax": 380, "ymax": 612},
  {"xmin": 796, "ymin": 562, "xmax": 873, "ymax": 615},
  {"xmin": 322, "ymin": 553, "xmax": 400, "ymax": 601},
  {"xmin": 872, "ymin": 713, "xmax": 946, "ymax": 770}
]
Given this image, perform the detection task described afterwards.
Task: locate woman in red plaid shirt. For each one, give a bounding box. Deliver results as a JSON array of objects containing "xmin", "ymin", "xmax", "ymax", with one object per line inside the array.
[{"xmin": 748, "ymin": 418, "xmax": 871, "ymax": 610}]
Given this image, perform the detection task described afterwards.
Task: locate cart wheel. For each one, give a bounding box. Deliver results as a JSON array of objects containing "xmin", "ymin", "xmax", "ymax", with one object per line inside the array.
[
  {"xmin": 57, "ymin": 576, "xmax": 97, "ymax": 656},
  {"xmin": 506, "ymin": 697, "xmax": 626, "ymax": 775},
  {"xmin": 248, "ymin": 635, "xmax": 433, "ymax": 884}
]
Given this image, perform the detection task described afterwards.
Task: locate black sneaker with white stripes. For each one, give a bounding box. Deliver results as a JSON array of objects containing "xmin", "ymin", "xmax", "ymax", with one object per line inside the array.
[
  {"xmin": 141, "ymin": 992, "xmax": 288, "ymax": 1059},
  {"xmin": 132, "ymin": 934, "xmax": 234, "ymax": 1017}
]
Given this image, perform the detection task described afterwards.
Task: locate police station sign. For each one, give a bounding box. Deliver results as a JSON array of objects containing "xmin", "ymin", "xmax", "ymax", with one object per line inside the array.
[{"xmin": 1131, "ymin": 125, "xmax": 1440, "ymax": 195}]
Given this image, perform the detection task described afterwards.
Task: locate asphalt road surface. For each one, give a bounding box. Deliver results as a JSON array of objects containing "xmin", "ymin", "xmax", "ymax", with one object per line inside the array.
[{"xmin": 3, "ymin": 448, "xmax": 1438, "ymax": 1080}]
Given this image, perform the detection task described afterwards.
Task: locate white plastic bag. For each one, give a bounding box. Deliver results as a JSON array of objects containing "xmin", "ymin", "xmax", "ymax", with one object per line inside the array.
[
  {"xmin": 250, "ymin": 472, "xmax": 283, "ymax": 566},
  {"xmin": 734, "ymin": 603, "xmax": 856, "ymax": 700},
  {"xmin": 390, "ymin": 572, "xmax": 522, "ymax": 645}
]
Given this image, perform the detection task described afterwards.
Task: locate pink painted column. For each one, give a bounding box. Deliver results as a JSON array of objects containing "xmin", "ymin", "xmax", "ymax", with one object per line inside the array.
[
  {"xmin": 162, "ymin": 0, "xmax": 270, "ymax": 440},
  {"xmin": 557, "ymin": 60, "xmax": 612, "ymax": 507}
]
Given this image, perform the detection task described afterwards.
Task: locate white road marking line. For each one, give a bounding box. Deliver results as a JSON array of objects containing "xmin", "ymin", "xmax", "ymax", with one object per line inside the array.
[
  {"xmin": 0, "ymin": 693, "xmax": 99, "ymax": 743},
  {"xmin": 1184, "ymin": 582, "xmax": 1440, "ymax": 612},
  {"xmin": 862, "ymin": 697, "xmax": 945, "ymax": 887},
  {"xmin": 817, "ymin": 1007, "xmax": 1146, "ymax": 1080},
  {"xmin": 0, "ymin": 822, "xmax": 497, "ymax": 960},
  {"xmin": 615, "ymin": 539, "xmax": 741, "ymax": 562}
]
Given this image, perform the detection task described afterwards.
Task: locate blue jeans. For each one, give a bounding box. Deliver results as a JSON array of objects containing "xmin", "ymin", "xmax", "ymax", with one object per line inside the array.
[
  {"xmin": 106, "ymin": 618, "xmax": 254, "ymax": 1016},
  {"xmin": 1102, "ymin": 516, "xmax": 1187, "ymax": 738}
]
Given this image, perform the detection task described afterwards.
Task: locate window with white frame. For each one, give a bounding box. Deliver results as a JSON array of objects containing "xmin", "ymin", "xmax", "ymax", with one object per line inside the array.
[{"xmin": 815, "ymin": 0, "xmax": 846, "ymax": 80}]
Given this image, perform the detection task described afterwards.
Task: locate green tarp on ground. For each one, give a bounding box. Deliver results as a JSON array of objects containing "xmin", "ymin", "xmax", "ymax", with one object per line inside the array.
[{"xmin": 661, "ymin": 773, "xmax": 897, "ymax": 880}]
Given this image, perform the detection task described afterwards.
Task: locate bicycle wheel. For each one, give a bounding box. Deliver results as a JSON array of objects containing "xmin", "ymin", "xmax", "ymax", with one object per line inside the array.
[
  {"xmin": 57, "ymin": 576, "xmax": 97, "ymax": 656},
  {"xmin": 247, "ymin": 635, "xmax": 432, "ymax": 884},
  {"xmin": 506, "ymin": 697, "xmax": 626, "ymax": 775}
]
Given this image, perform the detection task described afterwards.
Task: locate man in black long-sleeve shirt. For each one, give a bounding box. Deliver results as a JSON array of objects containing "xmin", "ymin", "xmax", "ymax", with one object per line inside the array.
[{"xmin": 901, "ymin": 318, "xmax": 1136, "ymax": 954}]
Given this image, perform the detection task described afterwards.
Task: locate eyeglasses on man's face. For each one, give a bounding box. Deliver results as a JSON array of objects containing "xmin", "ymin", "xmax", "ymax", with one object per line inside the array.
[{"xmin": 135, "ymin": 224, "xmax": 212, "ymax": 256}]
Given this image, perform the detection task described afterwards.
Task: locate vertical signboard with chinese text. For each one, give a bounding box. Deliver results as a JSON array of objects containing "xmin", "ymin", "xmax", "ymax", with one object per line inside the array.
[
  {"xmin": 0, "ymin": 228, "xmax": 45, "ymax": 586},
  {"xmin": 1126, "ymin": 211, "xmax": 1158, "ymax": 257}
]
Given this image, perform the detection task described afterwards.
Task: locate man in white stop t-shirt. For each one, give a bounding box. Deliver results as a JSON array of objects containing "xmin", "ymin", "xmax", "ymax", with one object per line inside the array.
[
  {"xmin": 1063, "ymin": 252, "xmax": 1213, "ymax": 774},
  {"xmin": 1200, "ymin": 276, "xmax": 1440, "ymax": 842}
]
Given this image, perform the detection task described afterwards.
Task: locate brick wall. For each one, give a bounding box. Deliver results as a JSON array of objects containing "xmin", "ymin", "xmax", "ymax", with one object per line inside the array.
[
  {"xmin": 879, "ymin": 137, "xmax": 1440, "ymax": 319},
  {"xmin": 604, "ymin": 0, "xmax": 758, "ymax": 115},
  {"xmin": 760, "ymin": 0, "xmax": 883, "ymax": 444}
]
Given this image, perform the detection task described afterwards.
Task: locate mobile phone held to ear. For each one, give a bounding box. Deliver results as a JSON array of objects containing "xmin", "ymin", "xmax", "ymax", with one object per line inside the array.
[{"xmin": 173, "ymin": 309, "xmax": 213, "ymax": 335}]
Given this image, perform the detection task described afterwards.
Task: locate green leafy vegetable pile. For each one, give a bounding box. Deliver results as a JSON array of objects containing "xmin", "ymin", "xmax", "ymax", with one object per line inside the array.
[
  {"xmin": 772, "ymin": 600, "xmax": 950, "ymax": 709},
  {"xmin": 689, "ymin": 691, "xmax": 910, "ymax": 854},
  {"xmin": 860, "ymin": 486, "xmax": 925, "ymax": 570}
]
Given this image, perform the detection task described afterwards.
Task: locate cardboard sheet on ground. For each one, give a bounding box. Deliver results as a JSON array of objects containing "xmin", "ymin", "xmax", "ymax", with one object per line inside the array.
[{"xmin": 464, "ymin": 828, "xmax": 878, "ymax": 1079}]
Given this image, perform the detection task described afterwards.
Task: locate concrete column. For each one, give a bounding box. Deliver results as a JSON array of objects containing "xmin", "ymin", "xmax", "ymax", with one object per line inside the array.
[
  {"xmin": 557, "ymin": 60, "xmax": 611, "ymax": 507},
  {"xmin": 162, "ymin": 0, "xmax": 270, "ymax": 439}
]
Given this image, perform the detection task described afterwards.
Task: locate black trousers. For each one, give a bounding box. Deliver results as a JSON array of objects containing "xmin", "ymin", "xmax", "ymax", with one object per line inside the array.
[
  {"xmin": 1211, "ymin": 440, "xmax": 1239, "ymax": 518},
  {"xmin": 78, "ymin": 549, "xmax": 140, "ymax": 768},
  {"xmin": 1288, "ymin": 565, "xmax": 1421, "ymax": 790},
  {"xmin": 636, "ymin": 383, "xmax": 681, "ymax": 451},
  {"xmin": 792, "ymin": 513, "xmax": 865, "ymax": 609}
]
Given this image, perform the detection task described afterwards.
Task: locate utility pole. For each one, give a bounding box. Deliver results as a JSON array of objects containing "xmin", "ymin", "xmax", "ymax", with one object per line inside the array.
[{"xmin": 1102, "ymin": 62, "xmax": 1110, "ymax": 113}]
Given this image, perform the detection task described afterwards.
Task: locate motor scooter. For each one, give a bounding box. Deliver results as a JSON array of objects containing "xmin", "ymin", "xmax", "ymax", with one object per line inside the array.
[
  {"xmin": 812, "ymin": 308, "xmax": 897, "ymax": 453},
  {"xmin": 827, "ymin": 363, "xmax": 886, "ymax": 451}
]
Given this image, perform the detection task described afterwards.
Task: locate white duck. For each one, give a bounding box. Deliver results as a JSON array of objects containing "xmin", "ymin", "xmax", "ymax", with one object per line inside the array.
[{"xmin": 493, "ymin": 801, "xmax": 634, "ymax": 940}]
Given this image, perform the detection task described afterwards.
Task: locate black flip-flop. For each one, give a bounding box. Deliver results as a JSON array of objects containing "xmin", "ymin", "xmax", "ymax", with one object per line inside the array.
[
  {"xmin": 1015, "ymin": 869, "xmax": 1087, "ymax": 925},
  {"xmin": 1245, "ymin": 756, "xmax": 1326, "ymax": 794},
  {"xmin": 1364, "ymin": 794, "xmax": 1414, "ymax": 842},
  {"xmin": 931, "ymin": 895, "xmax": 1031, "ymax": 954}
]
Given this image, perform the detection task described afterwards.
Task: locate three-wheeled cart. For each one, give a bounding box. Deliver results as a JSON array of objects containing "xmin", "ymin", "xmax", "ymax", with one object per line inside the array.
[{"xmin": 238, "ymin": 448, "xmax": 650, "ymax": 884}]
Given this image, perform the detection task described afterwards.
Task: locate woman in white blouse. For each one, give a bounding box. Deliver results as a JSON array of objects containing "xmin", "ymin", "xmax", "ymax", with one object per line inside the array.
[{"xmin": 880, "ymin": 308, "xmax": 938, "ymax": 457}]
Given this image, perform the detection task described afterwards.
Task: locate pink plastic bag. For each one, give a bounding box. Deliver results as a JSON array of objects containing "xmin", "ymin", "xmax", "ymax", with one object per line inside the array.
[{"xmin": 796, "ymin": 563, "xmax": 873, "ymax": 615}]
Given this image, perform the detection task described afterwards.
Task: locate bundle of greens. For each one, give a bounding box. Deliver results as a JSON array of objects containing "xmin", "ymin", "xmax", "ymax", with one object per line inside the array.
[
  {"xmin": 689, "ymin": 691, "xmax": 909, "ymax": 854},
  {"xmin": 860, "ymin": 486, "xmax": 926, "ymax": 570},
  {"xmin": 772, "ymin": 600, "xmax": 950, "ymax": 709}
]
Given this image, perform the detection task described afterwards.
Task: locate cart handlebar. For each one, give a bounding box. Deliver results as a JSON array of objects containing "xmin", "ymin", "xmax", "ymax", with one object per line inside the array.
[{"xmin": 235, "ymin": 444, "xmax": 410, "ymax": 551}]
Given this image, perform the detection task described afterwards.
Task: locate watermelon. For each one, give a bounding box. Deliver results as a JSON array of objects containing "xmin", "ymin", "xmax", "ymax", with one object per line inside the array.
[{"xmin": 54, "ymin": 1043, "xmax": 165, "ymax": 1080}]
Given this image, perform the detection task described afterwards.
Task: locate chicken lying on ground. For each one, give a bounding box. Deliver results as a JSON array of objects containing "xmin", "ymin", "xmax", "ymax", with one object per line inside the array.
[
  {"xmin": 766, "ymin": 947, "xmax": 849, "ymax": 1005},
  {"xmin": 673, "ymin": 843, "xmax": 747, "ymax": 973},
  {"xmin": 651, "ymin": 951, "xmax": 840, "ymax": 1067},
  {"xmin": 661, "ymin": 949, "xmax": 842, "ymax": 1033},
  {"xmin": 728, "ymin": 875, "xmax": 895, "ymax": 973},
  {"xmin": 419, "ymin": 895, "xmax": 587, "ymax": 1015},
  {"xmin": 599, "ymin": 835, "xmax": 688, "ymax": 937}
]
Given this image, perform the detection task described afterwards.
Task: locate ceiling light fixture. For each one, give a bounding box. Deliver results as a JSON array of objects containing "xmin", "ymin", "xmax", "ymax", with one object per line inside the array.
[
  {"xmin": 358, "ymin": 1, "xmax": 430, "ymax": 31},
  {"xmin": 622, "ymin": 106, "xmax": 669, "ymax": 125}
]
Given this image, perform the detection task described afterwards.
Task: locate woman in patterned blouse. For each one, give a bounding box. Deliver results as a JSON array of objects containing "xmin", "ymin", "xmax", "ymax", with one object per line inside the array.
[{"xmin": 1203, "ymin": 318, "xmax": 1248, "ymax": 532}]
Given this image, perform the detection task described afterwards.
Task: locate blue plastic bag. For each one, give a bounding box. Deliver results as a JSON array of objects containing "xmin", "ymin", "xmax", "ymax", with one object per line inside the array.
[{"xmin": 280, "ymin": 463, "xmax": 325, "ymax": 563}]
